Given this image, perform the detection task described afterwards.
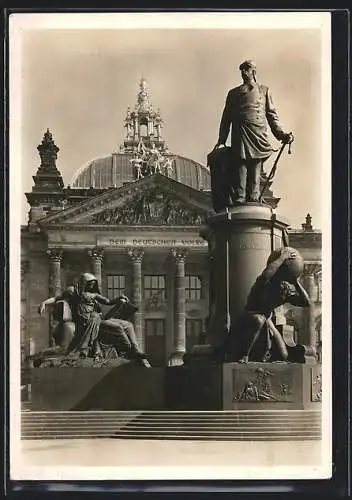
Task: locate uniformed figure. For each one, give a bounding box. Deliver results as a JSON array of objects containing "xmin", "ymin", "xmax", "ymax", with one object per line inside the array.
[{"xmin": 216, "ymin": 60, "xmax": 294, "ymax": 203}]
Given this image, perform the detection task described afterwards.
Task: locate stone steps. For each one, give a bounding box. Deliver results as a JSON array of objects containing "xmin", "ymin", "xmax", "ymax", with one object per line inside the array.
[{"xmin": 21, "ymin": 410, "xmax": 321, "ymax": 441}]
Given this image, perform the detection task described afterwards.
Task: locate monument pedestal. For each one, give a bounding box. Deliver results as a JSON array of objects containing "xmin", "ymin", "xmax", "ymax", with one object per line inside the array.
[
  {"xmin": 25, "ymin": 363, "xmax": 321, "ymax": 442},
  {"xmin": 29, "ymin": 362, "xmax": 322, "ymax": 411},
  {"xmin": 203, "ymin": 204, "xmax": 290, "ymax": 349},
  {"xmin": 30, "ymin": 363, "xmax": 165, "ymax": 411},
  {"xmin": 166, "ymin": 362, "xmax": 322, "ymax": 410}
]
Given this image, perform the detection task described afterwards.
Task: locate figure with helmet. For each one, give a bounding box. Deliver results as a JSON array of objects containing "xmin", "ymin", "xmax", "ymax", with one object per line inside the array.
[{"xmin": 36, "ymin": 272, "xmax": 151, "ymax": 367}]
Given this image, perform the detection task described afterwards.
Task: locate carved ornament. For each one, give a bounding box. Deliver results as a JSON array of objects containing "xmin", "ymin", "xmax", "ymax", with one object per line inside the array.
[
  {"xmin": 311, "ymin": 373, "xmax": 322, "ymax": 402},
  {"xmin": 91, "ymin": 188, "xmax": 207, "ymax": 226},
  {"xmin": 233, "ymin": 367, "xmax": 292, "ymax": 402}
]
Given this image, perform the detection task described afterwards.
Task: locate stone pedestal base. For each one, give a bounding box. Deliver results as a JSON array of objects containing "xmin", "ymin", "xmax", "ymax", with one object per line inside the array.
[
  {"xmin": 29, "ymin": 362, "xmax": 322, "ymax": 412},
  {"xmin": 30, "ymin": 364, "xmax": 165, "ymax": 411},
  {"xmin": 166, "ymin": 362, "xmax": 322, "ymax": 410}
]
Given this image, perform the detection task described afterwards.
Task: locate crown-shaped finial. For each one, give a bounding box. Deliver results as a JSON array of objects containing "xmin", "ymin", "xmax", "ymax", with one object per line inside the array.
[
  {"xmin": 37, "ymin": 128, "xmax": 60, "ymax": 165},
  {"xmin": 301, "ymin": 213, "xmax": 313, "ymax": 231}
]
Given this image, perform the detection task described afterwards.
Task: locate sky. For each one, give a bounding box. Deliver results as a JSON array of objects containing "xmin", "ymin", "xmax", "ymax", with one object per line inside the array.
[{"xmin": 17, "ymin": 20, "xmax": 328, "ymax": 229}]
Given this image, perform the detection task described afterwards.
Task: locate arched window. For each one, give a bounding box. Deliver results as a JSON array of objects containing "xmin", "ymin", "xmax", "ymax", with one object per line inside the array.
[{"xmin": 139, "ymin": 118, "xmax": 148, "ymax": 138}]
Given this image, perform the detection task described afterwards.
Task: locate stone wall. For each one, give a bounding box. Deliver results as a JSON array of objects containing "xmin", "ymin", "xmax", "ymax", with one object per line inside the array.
[{"xmin": 22, "ymin": 233, "xmax": 50, "ymax": 353}]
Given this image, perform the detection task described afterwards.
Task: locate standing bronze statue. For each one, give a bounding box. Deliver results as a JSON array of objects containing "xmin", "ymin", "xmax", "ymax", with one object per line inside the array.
[{"xmin": 214, "ymin": 60, "xmax": 294, "ymax": 205}]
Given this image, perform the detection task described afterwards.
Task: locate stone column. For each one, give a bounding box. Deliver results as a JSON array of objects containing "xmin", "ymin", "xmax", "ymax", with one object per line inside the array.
[
  {"xmin": 87, "ymin": 247, "xmax": 104, "ymax": 291},
  {"xmin": 302, "ymin": 263, "xmax": 320, "ymax": 349},
  {"xmin": 47, "ymin": 248, "xmax": 63, "ymax": 346},
  {"xmin": 128, "ymin": 249, "xmax": 144, "ymax": 351},
  {"xmin": 169, "ymin": 248, "xmax": 187, "ymax": 366},
  {"xmin": 47, "ymin": 248, "xmax": 63, "ymax": 297}
]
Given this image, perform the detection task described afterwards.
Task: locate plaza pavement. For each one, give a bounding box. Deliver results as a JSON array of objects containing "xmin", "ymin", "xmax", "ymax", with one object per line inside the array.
[{"xmin": 14, "ymin": 437, "xmax": 324, "ymax": 481}]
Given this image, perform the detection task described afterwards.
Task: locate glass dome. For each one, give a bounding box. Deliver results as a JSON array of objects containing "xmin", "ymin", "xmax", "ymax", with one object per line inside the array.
[{"xmin": 70, "ymin": 152, "xmax": 211, "ymax": 191}]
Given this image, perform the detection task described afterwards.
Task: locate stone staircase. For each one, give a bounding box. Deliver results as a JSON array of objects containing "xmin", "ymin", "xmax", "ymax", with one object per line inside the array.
[{"xmin": 21, "ymin": 410, "xmax": 321, "ymax": 441}]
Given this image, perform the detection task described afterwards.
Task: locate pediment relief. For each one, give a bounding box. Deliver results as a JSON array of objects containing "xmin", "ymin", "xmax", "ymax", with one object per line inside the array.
[
  {"xmin": 39, "ymin": 174, "xmax": 212, "ymax": 227},
  {"xmin": 90, "ymin": 186, "xmax": 208, "ymax": 226}
]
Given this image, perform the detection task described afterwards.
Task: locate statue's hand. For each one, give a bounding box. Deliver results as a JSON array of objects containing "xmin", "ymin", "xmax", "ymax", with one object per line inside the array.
[
  {"xmin": 282, "ymin": 132, "xmax": 294, "ymax": 144},
  {"xmin": 280, "ymin": 247, "xmax": 298, "ymax": 261},
  {"xmin": 38, "ymin": 303, "xmax": 46, "ymax": 316}
]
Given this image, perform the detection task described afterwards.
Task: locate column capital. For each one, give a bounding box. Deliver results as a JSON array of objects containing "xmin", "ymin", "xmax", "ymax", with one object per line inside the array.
[
  {"xmin": 46, "ymin": 248, "xmax": 63, "ymax": 262},
  {"xmin": 128, "ymin": 248, "xmax": 144, "ymax": 263},
  {"xmin": 87, "ymin": 247, "xmax": 104, "ymax": 262},
  {"xmin": 169, "ymin": 248, "xmax": 188, "ymax": 263},
  {"xmin": 303, "ymin": 262, "xmax": 321, "ymax": 277}
]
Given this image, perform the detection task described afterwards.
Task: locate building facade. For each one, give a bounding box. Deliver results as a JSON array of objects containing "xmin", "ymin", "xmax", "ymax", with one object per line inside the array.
[{"xmin": 21, "ymin": 79, "xmax": 322, "ymax": 365}]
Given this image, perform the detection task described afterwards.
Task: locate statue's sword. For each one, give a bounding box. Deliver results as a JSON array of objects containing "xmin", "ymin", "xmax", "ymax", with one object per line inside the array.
[{"xmin": 259, "ymin": 136, "xmax": 293, "ymax": 201}]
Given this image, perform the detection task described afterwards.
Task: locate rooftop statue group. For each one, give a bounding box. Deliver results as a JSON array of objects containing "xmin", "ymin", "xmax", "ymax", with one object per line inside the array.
[
  {"xmin": 33, "ymin": 273, "xmax": 151, "ymax": 368},
  {"xmin": 130, "ymin": 141, "xmax": 174, "ymax": 180}
]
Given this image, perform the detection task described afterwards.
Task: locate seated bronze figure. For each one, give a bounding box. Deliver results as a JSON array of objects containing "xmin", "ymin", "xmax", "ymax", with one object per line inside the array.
[{"xmin": 32, "ymin": 272, "xmax": 151, "ymax": 368}]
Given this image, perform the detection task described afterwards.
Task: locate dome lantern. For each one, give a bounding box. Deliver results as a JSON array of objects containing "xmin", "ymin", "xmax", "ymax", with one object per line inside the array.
[{"xmin": 121, "ymin": 78, "xmax": 167, "ymax": 154}]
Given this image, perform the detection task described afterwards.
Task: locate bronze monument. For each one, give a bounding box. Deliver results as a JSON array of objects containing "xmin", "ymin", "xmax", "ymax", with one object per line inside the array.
[
  {"xmin": 210, "ymin": 60, "xmax": 294, "ymax": 209},
  {"xmin": 225, "ymin": 246, "xmax": 311, "ymax": 363},
  {"xmin": 33, "ymin": 272, "xmax": 151, "ymax": 368}
]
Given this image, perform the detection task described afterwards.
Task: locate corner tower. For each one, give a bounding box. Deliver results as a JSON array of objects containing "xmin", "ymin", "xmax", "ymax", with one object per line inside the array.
[{"xmin": 25, "ymin": 129, "xmax": 64, "ymax": 224}]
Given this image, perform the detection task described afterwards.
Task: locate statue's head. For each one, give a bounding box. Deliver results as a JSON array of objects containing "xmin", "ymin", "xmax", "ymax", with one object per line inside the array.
[
  {"xmin": 267, "ymin": 247, "xmax": 305, "ymax": 282},
  {"xmin": 239, "ymin": 60, "xmax": 257, "ymax": 83},
  {"xmin": 78, "ymin": 272, "xmax": 100, "ymax": 294}
]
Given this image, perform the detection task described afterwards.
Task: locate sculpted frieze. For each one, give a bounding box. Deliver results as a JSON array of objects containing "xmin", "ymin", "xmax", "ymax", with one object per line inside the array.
[
  {"xmin": 311, "ymin": 372, "xmax": 322, "ymax": 402},
  {"xmin": 91, "ymin": 188, "xmax": 207, "ymax": 226},
  {"xmin": 233, "ymin": 367, "xmax": 293, "ymax": 402}
]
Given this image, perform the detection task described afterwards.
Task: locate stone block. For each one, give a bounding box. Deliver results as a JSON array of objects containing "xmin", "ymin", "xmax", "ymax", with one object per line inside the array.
[
  {"xmin": 165, "ymin": 365, "xmax": 222, "ymax": 410},
  {"xmin": 223, "ymin": 362, "xmax": 322, "ymax": 410},
  {"xmin": 165, "ymin": 362, "xmax": 322, "ymax": 411},
  {"xmin": 30, "ymin": 362, "xmax": 322, "ymax": 412},
  {"xmin": 31, "ymin": 364, "xmax": 165, "ymax": 411}
]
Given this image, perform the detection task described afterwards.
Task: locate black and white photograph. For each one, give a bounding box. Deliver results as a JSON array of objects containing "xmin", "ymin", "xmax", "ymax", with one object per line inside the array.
[{"xmin": 10, "ymin": 12, "xmax": 331, "ymax": 481}]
